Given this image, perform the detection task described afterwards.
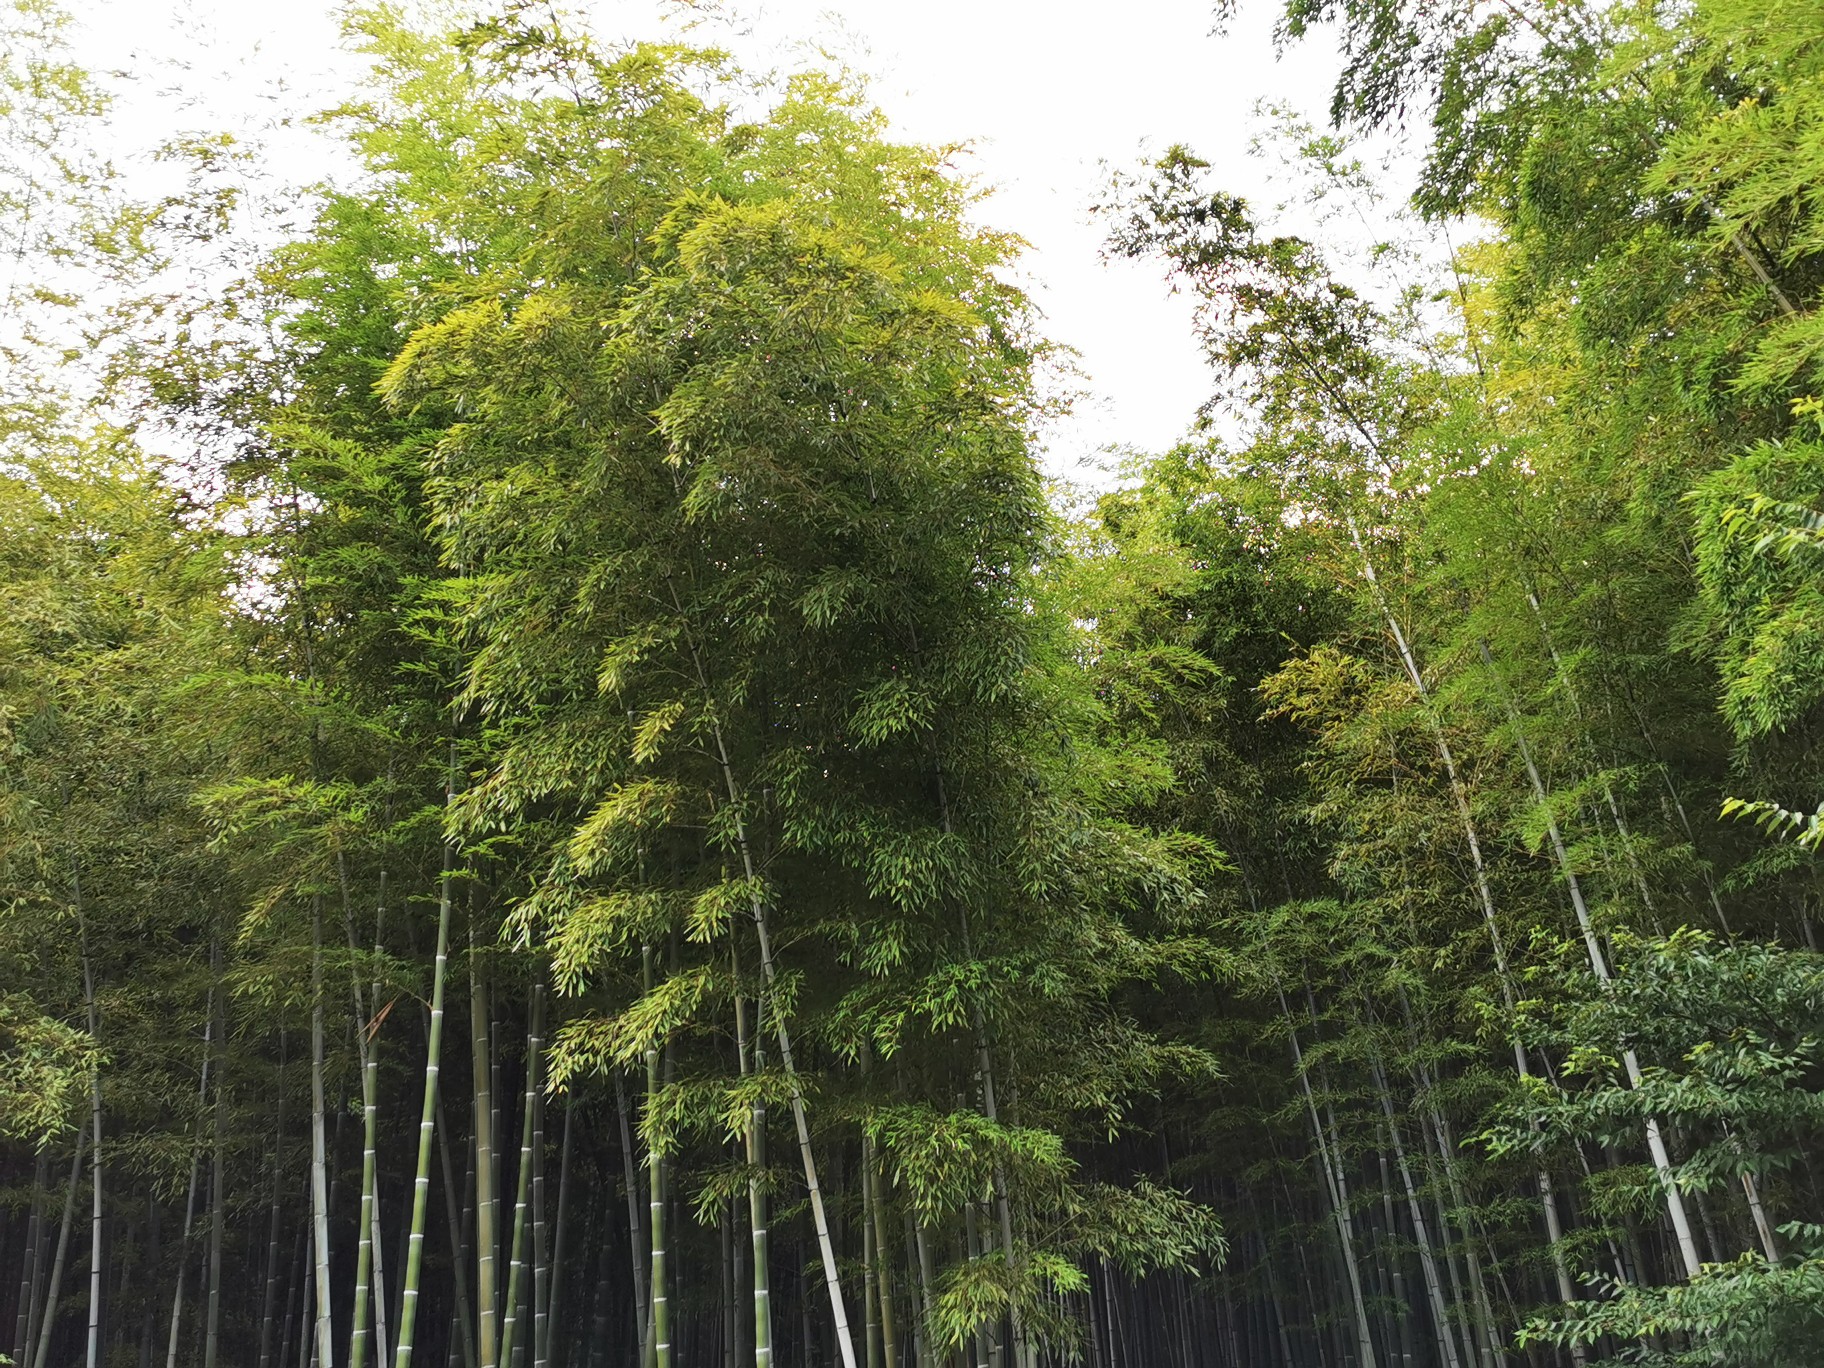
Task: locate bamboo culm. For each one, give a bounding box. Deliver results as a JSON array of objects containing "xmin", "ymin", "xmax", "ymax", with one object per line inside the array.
[
  {"xmin": 473, "ymin": 925, "xmax": 502, "ymax": 1368},
  {"xmin": 31, "ymin": 1123, "xmax": 86, "ymax": 1368},
  {"xmin": 500, "ymin": 978, "xmax": 545, "ymax": 1368},
  {"xmin": 1475, "ymin": 639, "xmax": 1707, "ymax": 1278},
  {"xmin": 395, "ymin": 740, "xmax": 459, "ymax": 1368}
]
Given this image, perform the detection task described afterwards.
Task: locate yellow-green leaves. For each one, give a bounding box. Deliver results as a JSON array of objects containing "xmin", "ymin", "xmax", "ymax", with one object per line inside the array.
[
  {"xmin": 548, "ymin": 961, "xmax": 717, "ymax": 1088},
  {"xmin": 568, "ymin": 778, "xmax": 683, "ymax": 877},
  {"xmin": 687, "ymin": 875, "xmax": 763, "ymax": 943},
  {"xmin": 0, "ymin": 990, "xmax": 99, "ymax": 1145}
]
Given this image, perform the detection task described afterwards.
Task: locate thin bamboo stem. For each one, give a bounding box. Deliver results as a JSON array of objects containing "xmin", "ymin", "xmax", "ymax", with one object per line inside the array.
[
  {"xmin": 395, "ymin": 750, "xmax": 457, "ymax": 1368},
  {"xmin": 31, "ymin": 1124, "xmax": 86, "ymax": 1368},
  {"xmin": 501, "ymin": 980, "xmax": 545, "ymax": 1368}
]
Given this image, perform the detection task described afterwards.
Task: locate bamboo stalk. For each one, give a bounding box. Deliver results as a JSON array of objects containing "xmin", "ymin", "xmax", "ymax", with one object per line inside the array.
[
  {"xmin": 258, "ymin": 1068, "xmax": 287, "ymax": 1368},
  {"xmin": 310, "ymin": 894, "xmax": 337, "ymax": 1368},
  {"xmin": 344, "ymin": 859, "xmax": 379, "ymax": 1368},
  {"xmin": 1281, "ymin": 988, "xmax": 1378, "ymax": 1368},
  {"xmin": 434, "ymin": 1088, "xmax": 480, "ymax": 1368},
  {"xmin": 473, "ymin": 921, "xmax": 501, "ymax": 1368},
  {"xmin": 542, "ymin": 1093, "xmax": 574, "ymax": 1368},
  {"xmin": 77, "ymin": 882, "xmax": 103, "ymax": 1368},
  {"xmin": 279, "ymin": 1216, "xmax": 305, "ymax": 1368},
  {"xmin": 924, "ymin": 755, "xmax": 1024, "ymax": 1368},
  {"xmin": 705, "ymin": 716, "xmax": 856, "ymax": 1368},
  {"xmin": 1348, "ymin": 520, "xmax": 1587, "ymax": 1334},
  {"xmin": 863, "ymin": 1176, "xmax": 881, "ymax": 1368},
  {"xmin": 667, "ymin": 576, "xmax": 855, "ymax": 1368},
  {"xmin": 734, "ymin": 950, "xmax": 773, "ymax": 1368},
  {"xmin": 614, "ymin": 1068, "xmax": 649, "ymax": 1358},
  {"xmin": 165, "ymin": 1012, "xmax": 214, "ymax": 1368},
  {"xmin": 14, "ymin": 1148, "xmax": 50, "ymax": 1367},
  {"xmin": 1476, "ymin": 639, "xmax": 1706, "ymax": 1277},
  {"xmin": 912, "ymin": 1220, "xmax": 936, "ymax": 1368},
  {"xmin": 642, "ymin": 947, "xmax": 671, "ymax": 1368},
  {"xmin": 867, "ymin": 1141, "xmax": 899, "ymax": 1368},
  {"xmin": 396, "ymin": 743, "xmax": 459, "ymax": 1368},
  {"xmin": 203, "ymin": 936, "xmax": 226, "ymax": 1368},
  {"xmin": 532, "ymin": 1078, "xmax": 553, "ymax": 1368},
  {"xmin": 31, "ymin": 1124, "xmax": 86, "ymax": 1368},
  {"xmin": 373, "ymin": 872, "xmax": 394, "ymax": 1368},
  {"xmin": 501, "ymin": 979, "xmax": 545, "ymax": 1368},
  {"xmin": 1370, "ymin": 1060, "xmax": 1462, "ymax": 1368}
]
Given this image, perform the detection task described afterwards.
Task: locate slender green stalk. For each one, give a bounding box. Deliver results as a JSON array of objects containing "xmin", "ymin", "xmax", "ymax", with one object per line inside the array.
[
  {"xmin": 910, "ymin": 1217, "xmax": 935, "ymax": 1368},
  {"xmin": 473, "ymin": 936, "xmax": 501, "ymax": 1368},
  {"xmin": 372, "ymin": 871, "xmax": 393, "ymax": 1368},
  {"xmin": 706, "ymin": 719, "xmax": 855, "ymax": 1368},
  {"xmin": 860, "ymin": 1046, "xmax": 898, "ymax": 1368},
  {"xmin": 310, "ymin": 894, "xmax": 337, "ymax": 1368},
  {"xmin": 396, "ymin": 742, "xmax": 459, "ymax": 1368},
  {"xmin": 863, "ymin": 1174, "xmax": 881, "ymax": 1368},
  {"xmin": 735, "ymin": 976, "xmax": 772, "ymax": 1368},
  {"xmin": 165, "ymin": 1013, "xmax": 213, "ymax": 1368},
  {"xmin": 14, "ymin": 1148, "xmax": 50, "ymax": 1367},
  {"xmin": 530, "ymin": 1017, "xmax": 548, "ymax": 1368},
  {"xmin": 1348, "ymin": 519, "xmax": 1586, "ymax": 1329},
  {"xmin": 674, "ymin": 588, "xmax": 854, "ymax": 1368},
  {"xmin": 31, "ymin": 1124, "xmax": 85, "ymax": 1368},
  {"xmin": 435, "ymin": 1088, "xmax": 480, "ymax": 1368},
  {"xmin": 1476, "ymin": 638, "xmax": 1706, "ymax": 1277},
  {"xmin": 500, "ymin": 979, "xmax": 545, "ymax": 1368},
  {"xmin": 204, "ymin": 936, "xmax": 226, "ymax": 1368},
  {"xmin": 1369, "ymin": 1059, "xmax": 1461, "ymax": 1368},
  {"xmin": 257, "ymin": 1055, "xmax": 287, "ymax": 1368},
  {"xmin": 540, "ymin": 1094, "xmax": 573, "ymax": 1368},
  {"xmin": 867, "ymin": 1143, "xmax": 899, "ymax": 1368},
  {"xmin": 77, "ymin": 884, "xmax": 103, "ymax": 1368},
  {"xmin": 643, "ymin": 947, "xmax": 671, "ymax": 1368},
  {"xmin": 1282, "ymin": 987, "xmax": 1377, "ymax": 1368},
  {"xmin": 372, "ymin": 1136, "xmax": 391, "ymax": 1368},
  {"xmin": 346, "ymin": 854, "xmax": 379, "ymax": 1368},
  {"xmin": 614, "ymin": 1069, "xmax": 649, "ymax": 1356}
]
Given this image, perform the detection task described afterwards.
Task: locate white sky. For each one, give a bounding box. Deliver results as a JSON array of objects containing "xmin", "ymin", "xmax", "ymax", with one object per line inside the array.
[{"xmin": 67, "ymin": 0, "xmax": 1362, "ymax": 483}]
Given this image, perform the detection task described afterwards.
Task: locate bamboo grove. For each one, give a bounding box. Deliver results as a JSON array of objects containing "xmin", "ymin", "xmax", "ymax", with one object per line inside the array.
[{"xmin": 6, "ymin": 0, "xmax": 1824, "ymax": 1365}]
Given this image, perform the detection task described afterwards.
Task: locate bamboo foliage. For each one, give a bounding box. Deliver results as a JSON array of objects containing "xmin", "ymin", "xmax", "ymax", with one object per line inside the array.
[{"xmin": 10, "ymin": 3, "xmax": 1824, "ymax": 1367}]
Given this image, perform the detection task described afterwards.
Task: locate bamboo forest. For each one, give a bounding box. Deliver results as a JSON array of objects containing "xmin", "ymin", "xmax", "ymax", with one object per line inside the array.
[{"xmin": 8, "ymin": 0, "xmax": 1824, "ymax": 1364}]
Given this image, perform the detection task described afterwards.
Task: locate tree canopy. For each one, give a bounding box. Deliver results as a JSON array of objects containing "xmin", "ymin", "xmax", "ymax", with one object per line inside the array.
[{"xmin": 6, "ymin": 2, "xmax": 1824, "ymax": 1367}]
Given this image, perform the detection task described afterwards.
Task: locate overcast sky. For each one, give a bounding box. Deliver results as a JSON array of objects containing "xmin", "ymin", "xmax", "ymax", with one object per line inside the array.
[{"xmin": 69, "ymin": 0, "xmax": 1359, "ymax": 482}]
